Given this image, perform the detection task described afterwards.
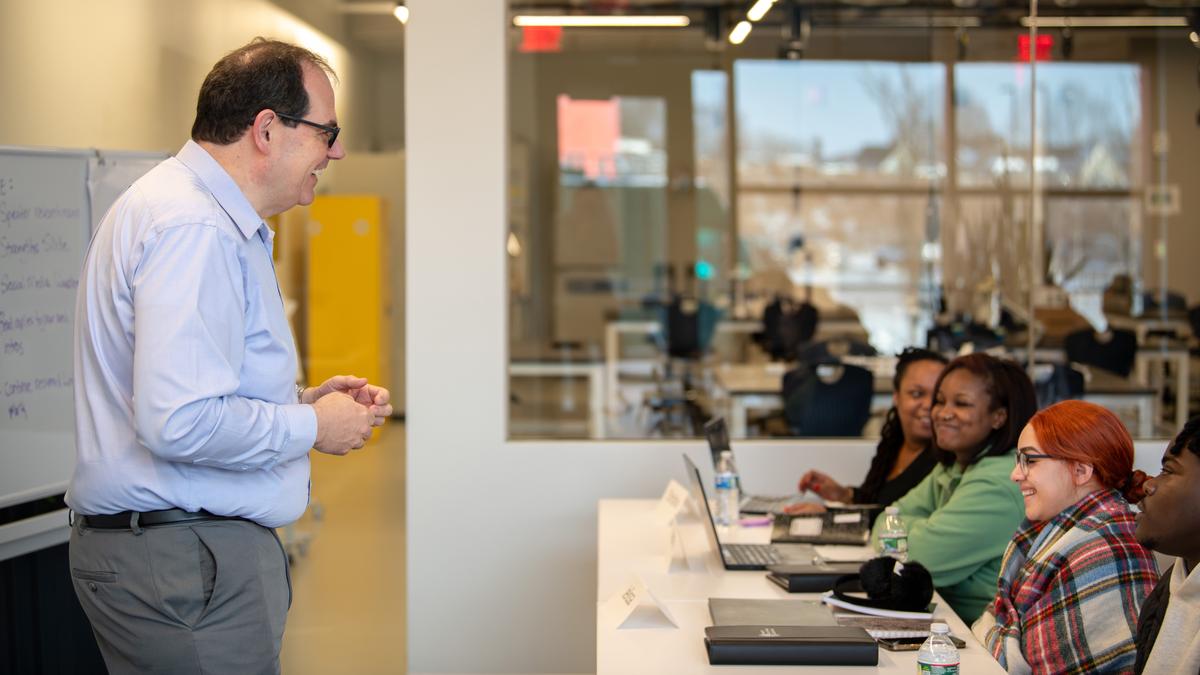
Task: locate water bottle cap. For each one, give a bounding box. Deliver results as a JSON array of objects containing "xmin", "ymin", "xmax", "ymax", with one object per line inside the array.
[
  {"xmin": 885, "ymin": 506, "xmax": 900, "ymax": 514},
  {"xmin": 930, "ymin": 622, "xmax": 950, "ymax": 634}
]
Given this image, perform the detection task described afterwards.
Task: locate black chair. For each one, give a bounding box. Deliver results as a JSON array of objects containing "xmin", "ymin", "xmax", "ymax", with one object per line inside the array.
[
  {"xmin": 781, "ymin": 362, "xmax": 874, "ymax": 437},
  {"xmin": 794, "ymin": 337, "xmax": 876, "ymax": 365},
  {"xmin": 642, "ymin": 295, "xmax": 720, "ymax": 436},
  {"xmin": 1142, "ymin": 289, "xmax": 1189, "ymax": 317},
  {"xmin": 1189, "ymin": 305, "xmax": 1200, "ymax": 356},
  {"xmin": 757, "ymin": 297, "xmax": 819, "ymax": 361},
  {"xmin": 1032, "ymin": 362, "xmax": 1086, "ymax": 408},
  {"xmin": 926, "ymin": 320, "xmax": 1006, "ymax": 353},
  {"xmin": 1064, "ymin": 328, "xmax": 1137, "ymax": 378},
  {"xmin": 664, "ymin": 297, "xmax": 702, "ymax": 359}
]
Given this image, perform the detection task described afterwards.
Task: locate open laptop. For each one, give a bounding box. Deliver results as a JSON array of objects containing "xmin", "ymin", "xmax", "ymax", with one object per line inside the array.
[
  {"xmin": 703, "ymin": 417, "xmax": 802, "ymax": 514},
  {"xmin": 702, "ymin": 417, "xmax": 872, "ymax": 545},
  {"xmin": 682, "ymin": 454, "xmax": 818, "ymax": 570}
]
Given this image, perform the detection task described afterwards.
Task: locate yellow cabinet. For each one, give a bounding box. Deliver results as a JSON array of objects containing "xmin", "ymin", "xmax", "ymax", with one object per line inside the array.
[{"xmin": 306, "ymin": 195, "xmax": 389, "ymax": 390}]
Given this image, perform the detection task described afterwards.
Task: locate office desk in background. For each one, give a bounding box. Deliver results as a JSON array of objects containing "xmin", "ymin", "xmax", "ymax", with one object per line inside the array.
[
  {"xmin": 596, "ymin": 499, "xmax": 1004, "ymax": 674},
  {"xmin": 603, "ymin": 318, "xmax": 869, "ymax": 414},
  {"xmin": 509, "ymin": 358, "xmax": 606, "ymax": 439},
  {"xmin": 712, "ymin": 362, "xmax": 1157, "ymax": 438},
  {"xmin": 1011, "ymin": 337, "xmax": 1191, "ymax": 432},
  {"xmin": 1105, "ymin": 314, "xmax": 1193, "ymax": 345}
]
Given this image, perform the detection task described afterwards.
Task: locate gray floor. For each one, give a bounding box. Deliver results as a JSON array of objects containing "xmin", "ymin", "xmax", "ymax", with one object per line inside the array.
[{"xmin": 280, "ymin": 423, "xmax": 406, "ymax": 674}]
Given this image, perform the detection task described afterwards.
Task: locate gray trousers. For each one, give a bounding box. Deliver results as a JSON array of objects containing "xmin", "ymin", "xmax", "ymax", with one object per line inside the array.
[{"xmin": 69, "ymin": 517, "xmax": 291, "ymax": 675}]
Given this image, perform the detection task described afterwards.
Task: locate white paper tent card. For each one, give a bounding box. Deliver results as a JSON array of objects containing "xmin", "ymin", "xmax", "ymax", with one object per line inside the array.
[
  {"xmin": 662, "ymin": 519, "xmax": 705, "ymax": 573},
  {"xmin": 599, "ymin": 577, "xmax": 678, "ymax": 630},
  {"xmin": 654, "ymin": 479, "xmax": 691, "ymax": 524}
]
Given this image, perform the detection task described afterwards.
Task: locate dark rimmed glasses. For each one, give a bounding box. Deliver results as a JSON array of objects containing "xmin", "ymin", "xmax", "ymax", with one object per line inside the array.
[
  {"xmin": 1015, "ymin": 449, "xmax": 1053, "ymax": 477},
  {"xmin": 275, "ymin": 111, "xmax": 340, "ymax": 148}
]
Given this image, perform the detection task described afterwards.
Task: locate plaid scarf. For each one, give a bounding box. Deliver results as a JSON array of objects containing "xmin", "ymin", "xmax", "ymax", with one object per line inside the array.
[{"xmin": 979, "ymin": 489, "xmax": 1159, "ymax": 674}]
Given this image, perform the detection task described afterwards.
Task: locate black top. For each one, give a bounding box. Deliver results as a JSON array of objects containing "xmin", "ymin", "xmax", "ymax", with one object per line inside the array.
[
  {"xmin": 782, "ymin": 364, "xmax": 874, "ymax": 437},
  {"xmin": 1134, "ymin": 565, "xmax": 1172, "ymax": 674},
  {"xmin": 1064, "ymin": 328, "xmax": 1138, "ymax": 377},
  {"xmin": 852, "ymin": 446, "xmax": 938, "ymax": 510}
]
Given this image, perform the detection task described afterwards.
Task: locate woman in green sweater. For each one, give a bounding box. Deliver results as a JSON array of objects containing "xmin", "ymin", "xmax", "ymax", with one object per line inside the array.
[{"xmin": 872, "ymin": 353, "xmax": 1036, "ymax": 623}]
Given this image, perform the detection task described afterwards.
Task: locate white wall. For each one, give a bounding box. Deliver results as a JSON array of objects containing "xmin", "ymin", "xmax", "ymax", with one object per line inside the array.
[
  {"xmin": 405, "ymin": 8, "xmax": 1184, "ymax": 671},
  {"xmin": 0, "ymin": 0, "xmax": 370, "ymax": 153},
  {"xmin": 405, "ymin": 3, "xmax": 871, "ymax": 672}
]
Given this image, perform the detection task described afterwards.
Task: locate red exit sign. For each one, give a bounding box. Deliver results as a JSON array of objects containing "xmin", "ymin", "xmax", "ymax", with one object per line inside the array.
[
  {"xmin": 1018, "ymin": 34, "xmax": 1055, "ymax": 61},
  {"xmin": 520, "ymin": 26, "xmax": 562, "ymax": 53}
]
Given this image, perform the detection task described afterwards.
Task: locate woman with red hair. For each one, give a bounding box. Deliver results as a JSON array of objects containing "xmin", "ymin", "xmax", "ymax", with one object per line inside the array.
[{"xmin": 973, "ymin": 400, "xmax": 1160, "ymax": 673}]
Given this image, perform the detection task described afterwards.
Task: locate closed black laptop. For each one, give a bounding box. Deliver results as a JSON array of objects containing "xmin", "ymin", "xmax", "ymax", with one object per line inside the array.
[{"xmin": 704, "ymin": 625, "xmax": 878, "ymax": 666}]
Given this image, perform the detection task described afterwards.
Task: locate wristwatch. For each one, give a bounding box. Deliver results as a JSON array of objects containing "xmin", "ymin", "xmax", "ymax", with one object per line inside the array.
[{"xmin": 295, "ymin": 383, "xmax": 307, "ymax": 403}]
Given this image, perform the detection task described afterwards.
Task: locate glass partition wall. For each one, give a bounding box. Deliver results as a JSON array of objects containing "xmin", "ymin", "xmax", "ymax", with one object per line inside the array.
[{"xmin": 507, "ymin": 1, "xmax": 1199, "ymax": 441}]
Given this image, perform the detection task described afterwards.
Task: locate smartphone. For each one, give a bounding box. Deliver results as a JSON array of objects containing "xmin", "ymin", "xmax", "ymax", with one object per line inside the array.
[{"xmin": 878, "ymin": 635, "xmax": 966, "ymax": 651}]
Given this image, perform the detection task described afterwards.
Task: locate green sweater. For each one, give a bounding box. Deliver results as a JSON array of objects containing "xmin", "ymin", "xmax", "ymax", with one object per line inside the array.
[{"xmin": 871, "ymin": 452, "xmax": 1025, "ymax": 624}]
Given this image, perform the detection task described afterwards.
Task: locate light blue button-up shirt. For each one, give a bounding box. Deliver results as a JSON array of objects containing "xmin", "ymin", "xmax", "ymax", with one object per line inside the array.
[{"xmin": 67, "ymin": 141, "xmax": 317, "ymax": 527}]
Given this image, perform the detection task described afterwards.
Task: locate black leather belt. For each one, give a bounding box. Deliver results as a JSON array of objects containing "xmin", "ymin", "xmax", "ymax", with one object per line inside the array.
[{"xmin": 81, "ymin": 508, "xmax": 235, "ymax": 530}]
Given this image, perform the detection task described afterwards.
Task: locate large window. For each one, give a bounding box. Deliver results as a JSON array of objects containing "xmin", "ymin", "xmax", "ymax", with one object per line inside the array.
[{"xmin": 507, "ymin": 7, "xmax": 1198, "ymax": 441}]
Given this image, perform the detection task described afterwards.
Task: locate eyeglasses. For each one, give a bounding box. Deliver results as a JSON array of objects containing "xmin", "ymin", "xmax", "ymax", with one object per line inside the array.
[
  {"xmin": 1015, "ymin": 449, "xmax": 1053, "ymax": 476},
  {"xmin": 275, "ymin": 111, "xmax": 340, "ymax": 149}
]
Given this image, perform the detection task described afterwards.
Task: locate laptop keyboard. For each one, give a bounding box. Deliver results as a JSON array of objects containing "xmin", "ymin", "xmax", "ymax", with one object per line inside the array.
[
  {"xmin": 741, "ymin": 495, "xmax": 795, "ymax": 514},
  {"xmin": 724, "ymin": 543, "xmax": 784, "ymax": 566}
]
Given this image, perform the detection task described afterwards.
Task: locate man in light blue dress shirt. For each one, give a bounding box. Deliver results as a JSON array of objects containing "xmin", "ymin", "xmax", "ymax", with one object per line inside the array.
[{"xmin": 67, "ymin": 39, "xmax": 391, "ymax": 674}]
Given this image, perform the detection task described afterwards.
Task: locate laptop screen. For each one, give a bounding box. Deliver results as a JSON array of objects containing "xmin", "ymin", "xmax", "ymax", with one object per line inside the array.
[
  {"xmin": 683, "ymin": 454, "xmax": 725, "ymax": 559},
  {"xmin": 703, "ymin": 417, "xmax": 732, "ymax": 469}
]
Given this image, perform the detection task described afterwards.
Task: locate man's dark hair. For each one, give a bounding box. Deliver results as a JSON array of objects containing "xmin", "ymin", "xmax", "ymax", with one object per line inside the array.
[
  {"xmin": 1166, "ymin": 415, "xmax": 1200, "ymax": 459},
  {"xmin": 191, "ymin": 38, "xmax": 335, "ymax": 145},
  {"xmin": 933, "ymin": 353, "xmax": 1038, "ymax": 466}
]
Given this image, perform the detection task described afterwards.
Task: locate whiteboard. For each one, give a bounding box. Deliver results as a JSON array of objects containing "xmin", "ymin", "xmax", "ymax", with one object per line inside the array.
[
  {"xmin": 0, "ymin": 146, "xmax": 164, "ymax": 510},
  {"xmin": 88, "ymin": 150, "xmax": 167, "ymax": 234}
]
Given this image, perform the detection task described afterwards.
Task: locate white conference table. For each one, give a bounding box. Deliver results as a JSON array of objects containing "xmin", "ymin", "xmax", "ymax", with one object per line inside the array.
[
  {"xmin": 604, "ymin": 317, "xmax": 869, "ymax": 413},
  {"xmin": 1012, "ymin": 337, "xmax": 1191, "ymax": 432},
  {"xmin": 1105, "ymin": 314, "xmax": 1193, "ymax": 344},
  {"xmin": 596, "ymin": 499, "xmax": 1005, "ymax": 674},
  {"xmin": 509, "ymin": 359, "xmax": 606, "ymax": 439},
  {"xmin": 712, "ymin": 361, "xmax": 1157, "ymax": 439}
]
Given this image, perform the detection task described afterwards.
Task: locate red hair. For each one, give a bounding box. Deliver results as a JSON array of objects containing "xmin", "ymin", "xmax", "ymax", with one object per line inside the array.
[{"xmin": 1028, "ymin": 400, "xmax": 1147, "ymax": 502}]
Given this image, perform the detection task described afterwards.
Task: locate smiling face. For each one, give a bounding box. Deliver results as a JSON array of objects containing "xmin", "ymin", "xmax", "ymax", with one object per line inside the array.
[
  {"xmin": 1136, "ymin": 447, "xmax": 1200, "ymax": 565},
  {"xmin": 894, "ymin": 359, "xmax": 944, "ymax": 447},
  {"xmin": 931, "ymin": 368, "xmax": 1007, "ymax": 459},
  {"xmin": 1011, "ymin": 425, "xmax": 1097, "ymax": 522},
  {"xmin": 266, "ymin": 61, "xmax": 345, "ymax": 215}
]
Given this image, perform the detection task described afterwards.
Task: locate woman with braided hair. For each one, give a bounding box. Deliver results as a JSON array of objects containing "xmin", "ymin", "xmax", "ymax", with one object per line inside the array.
[{"xmin": 786, "ymin": 347, "xmax": 948, "ymax": 518}]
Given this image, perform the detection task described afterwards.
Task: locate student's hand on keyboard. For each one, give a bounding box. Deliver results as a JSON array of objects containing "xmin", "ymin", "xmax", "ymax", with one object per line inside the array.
[{"xmin": 782, "ymin": 501, "xmax": 827, "ymax": 516}]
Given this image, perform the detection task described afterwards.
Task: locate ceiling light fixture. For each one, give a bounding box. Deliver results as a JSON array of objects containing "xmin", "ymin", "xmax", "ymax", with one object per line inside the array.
[
  {"xmin": 512, "ymin": 15, "xmax": 690, "ymax": 28},
  {"xmin": 338, "ymin": 2, "xmax": 407, "ymax": 24},
  {"xmin": 729, "ymin": 19, "xmax": 752, "ymax": 44},
  {"xmin": 747, "ymin": 0, "xmax": 776, "ymax": 22},
  {"xmin": 1020, "ymin": 16, "xmax": 1187, "ymax": 28}
]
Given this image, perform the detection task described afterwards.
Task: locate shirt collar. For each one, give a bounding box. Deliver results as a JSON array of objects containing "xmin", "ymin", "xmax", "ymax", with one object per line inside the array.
[{"xmin": 176, "ymin": 140, "xmax": 265, "ymax": 241}]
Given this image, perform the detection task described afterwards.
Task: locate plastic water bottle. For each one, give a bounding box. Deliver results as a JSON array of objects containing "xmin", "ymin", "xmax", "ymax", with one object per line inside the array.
[
  {"xmin": 917, "ymin": 623, "xmax": 960, "ymax": 674},
  {"xmin": 714, "ymin": 450, "xmax": 740, "ymax": 526},
  {"xmin": 878, "ymin": 506, "xmax": 908, "ymax": 561}
]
